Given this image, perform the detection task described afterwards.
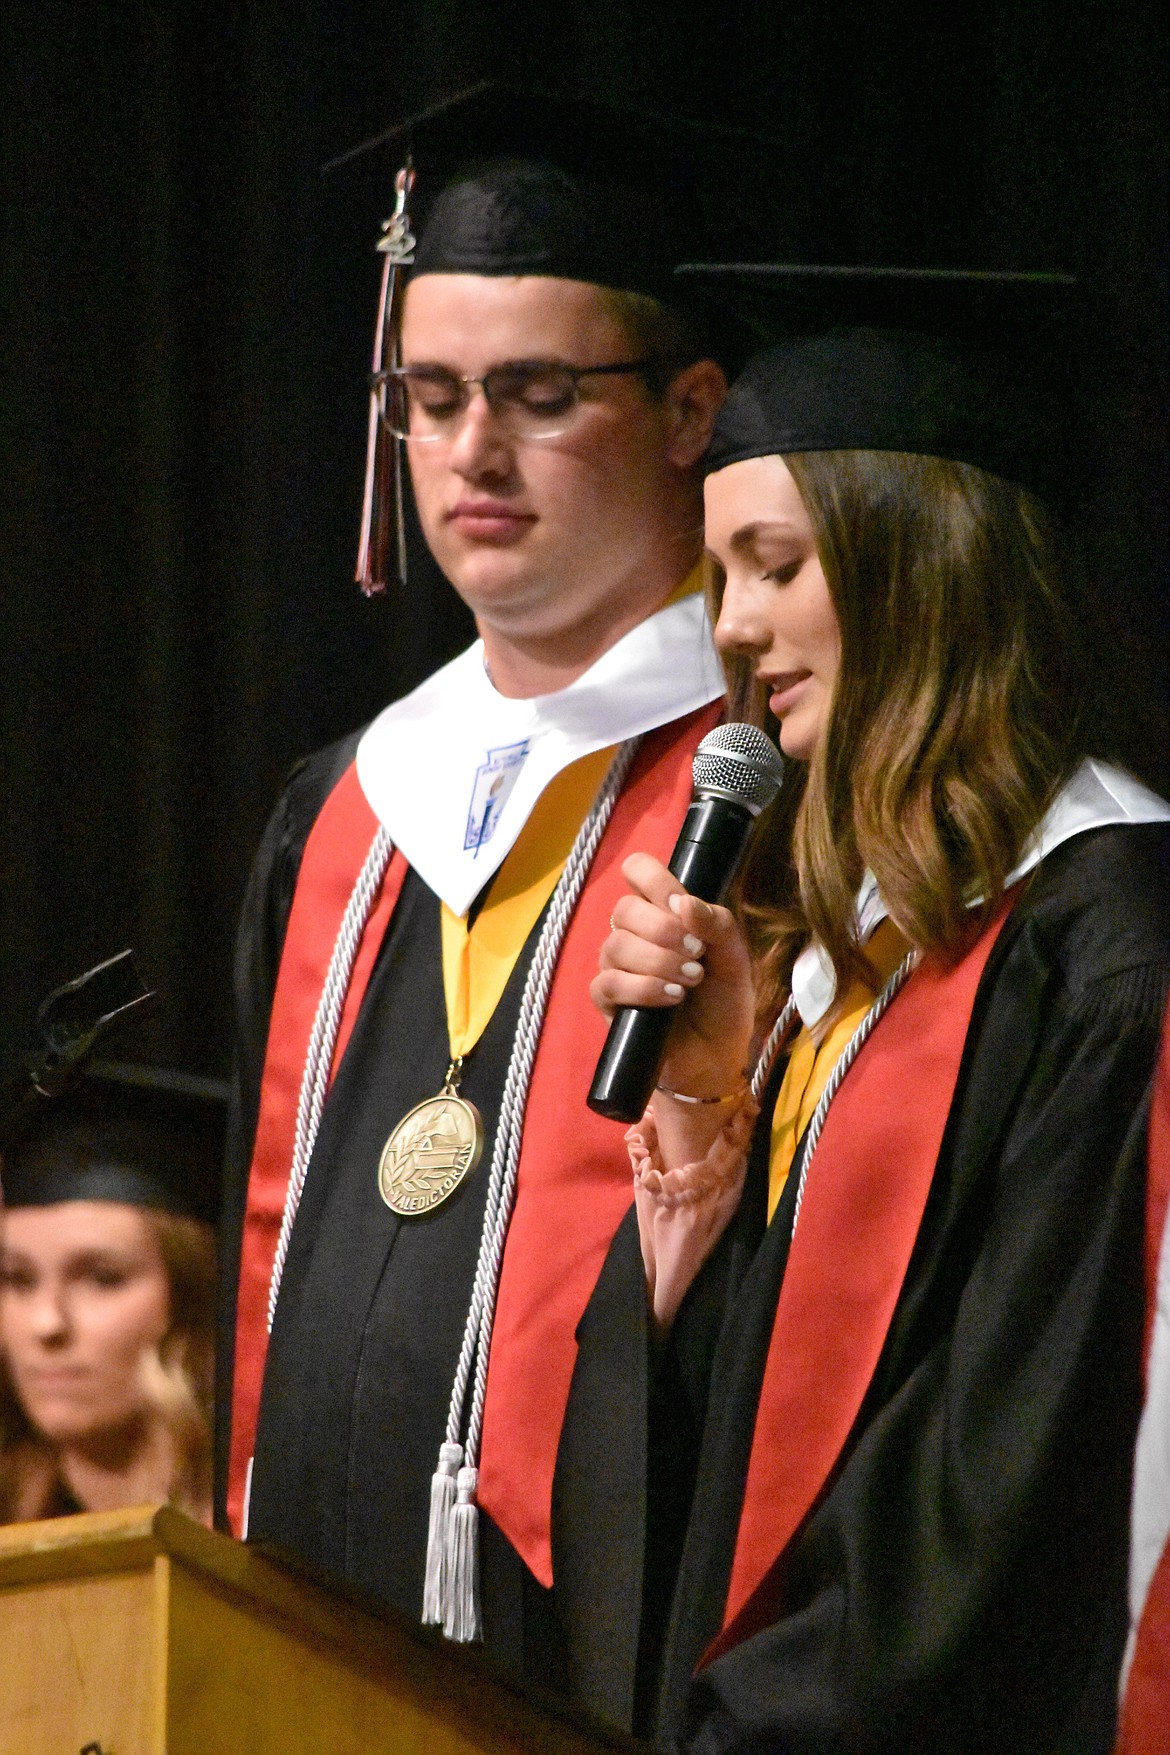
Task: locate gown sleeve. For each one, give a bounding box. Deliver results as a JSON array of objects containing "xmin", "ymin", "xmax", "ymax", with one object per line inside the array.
[{"xmin": 682, "ymin": 960, "xmax": 1169, "ymax": 1755}]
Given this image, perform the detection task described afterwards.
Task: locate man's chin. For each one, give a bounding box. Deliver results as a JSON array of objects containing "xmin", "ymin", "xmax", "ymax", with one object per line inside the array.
[{"xmin": 441, "ymin": 550, "xmax": 547, "ymax": 619}]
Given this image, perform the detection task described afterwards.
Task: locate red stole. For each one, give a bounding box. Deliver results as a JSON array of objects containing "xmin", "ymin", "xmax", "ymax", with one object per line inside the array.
[
  {"xmin": 1115, "ymin": 1004, "xmax": 1170, "ymax": 1755},
  {"xmin": 227, "ymin": 704, "xmax": 721, "ymax": 1571},
  {"xmin": 707, "ymin": 903, "xmax": 1011, "ymax": 1659},
  {"xmin": 227, "ymin": 765, "xmax": 407, "ymax": 1537}
]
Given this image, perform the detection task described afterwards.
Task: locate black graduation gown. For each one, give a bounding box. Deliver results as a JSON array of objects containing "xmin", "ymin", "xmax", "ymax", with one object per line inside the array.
[
  {"xmin": 553, "ymin": 823, "xmax": 1170, "ymax": 1754},
  {"xmin": 215, "ymin": 735, "xmax": 566, "ymax": 1686}
]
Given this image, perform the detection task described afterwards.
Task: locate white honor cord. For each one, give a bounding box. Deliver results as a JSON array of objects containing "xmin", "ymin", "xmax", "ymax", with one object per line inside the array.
[
  {"xmin": 748, "ymin": 948, "xmax": 922, "ymax": 1240},
  {"xmin": 425, "ymin": 735, "xmax": 642, "ymax": 1640},
  {"xmin": 750, "ymin": 996, "xmax": 798, "ymax": 1103},
  {"xmin": 242, "ymin": 735, "xmax": 639, "ymax": 1629},
  {"xmin": 267, "ymin": 824, "xmax": 396, "ymax": 1332}
]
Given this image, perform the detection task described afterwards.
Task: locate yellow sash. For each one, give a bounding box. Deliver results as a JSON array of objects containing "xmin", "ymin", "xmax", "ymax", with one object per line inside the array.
[
  {"xmin": 439, "ymin": 747, "xmax": 617, "ymax": 1059},
  {"xmin": 768, "ymin": 918, "xmax": 910, "ymax": 1221}
]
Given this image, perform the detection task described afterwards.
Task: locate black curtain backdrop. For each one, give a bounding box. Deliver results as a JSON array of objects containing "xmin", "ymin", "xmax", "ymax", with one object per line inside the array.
[{"xmin": 3, "ymin": 1, "xmax": 1168, "ymax": 1081}]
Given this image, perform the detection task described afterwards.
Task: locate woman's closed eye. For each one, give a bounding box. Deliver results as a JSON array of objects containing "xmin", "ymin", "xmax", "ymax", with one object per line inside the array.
[
  {"xmin": 66, "ymin": 1255, "xmax": 136, "ymax": 1291},
  {"xmin": 763, "ymin": 559, "xmax": 803, "ymax": 586},
  {"xmin": 0, "ymin": 1259, "xmax": 37, "ymax": 1293}
]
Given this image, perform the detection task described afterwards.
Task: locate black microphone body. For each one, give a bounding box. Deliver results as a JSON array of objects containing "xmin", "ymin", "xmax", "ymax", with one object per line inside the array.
[{"xmin": 587, "ymin": 792, "xmax": 759, "ymax": 1122}]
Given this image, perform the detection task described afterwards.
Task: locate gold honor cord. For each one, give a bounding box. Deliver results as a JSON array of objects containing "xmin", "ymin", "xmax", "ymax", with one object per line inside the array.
[{"xmin": 377, "ymin": 745, "xmax": 618, "ymax": 1216}]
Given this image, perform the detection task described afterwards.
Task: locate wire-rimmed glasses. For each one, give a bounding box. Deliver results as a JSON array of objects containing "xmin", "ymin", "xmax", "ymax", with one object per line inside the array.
[{"xmin": 371, "ymin": 358, "xmax": 652, "ymax": 443}]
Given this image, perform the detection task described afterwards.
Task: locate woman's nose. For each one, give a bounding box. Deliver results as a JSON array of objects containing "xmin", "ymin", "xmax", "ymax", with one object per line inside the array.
[
  {"xmin": 714, "ymin": 574, "xmax": 772, "ymax": 658},
  {"xmin": 27, "ymin": 1283, "xmax": 70, "ymax": 1344}
]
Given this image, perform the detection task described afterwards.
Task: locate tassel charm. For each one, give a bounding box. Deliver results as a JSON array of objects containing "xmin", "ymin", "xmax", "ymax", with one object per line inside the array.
[
  {"xmin": 356, "ymin": 163, "xmax": 416, "ymax": 597},
  {"xmin": 422, "ymin": 1441, "xmax": 463, "ymax": 1624},
  {"xmin": 442, "ymin": 1465, "xmax": 482, "ymax": 1642}
]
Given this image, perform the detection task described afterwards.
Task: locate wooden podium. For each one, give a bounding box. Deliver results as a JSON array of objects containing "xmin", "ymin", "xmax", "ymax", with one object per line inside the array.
[{"xmin": 0, "ymin": 1504, "xmax": 640, "ymax": 1755}]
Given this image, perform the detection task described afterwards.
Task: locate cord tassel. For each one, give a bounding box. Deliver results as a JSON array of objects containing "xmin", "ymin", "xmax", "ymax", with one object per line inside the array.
[
  {"xmin": 442, "ymin": 1465, "xmax": 482, "ymax": 1642},
  {"xmin": 422, "ymin": 1441, "xmax": 463, "ymax": 1625},
  {"xmin": 416, "ymin": 742, "xmax": 640, "ymax": 1644}
]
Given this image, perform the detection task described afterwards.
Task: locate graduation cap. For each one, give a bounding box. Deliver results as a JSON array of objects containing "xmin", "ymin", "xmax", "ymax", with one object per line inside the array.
[
  {"xmin": 0, "ymin": 953, "xmax": 225, "ymax": 1225},
  {"xmin": 0, "ymin": 1062, "xmax": 226, "ymax": 1226},
  {"xmin": 680, "ymin": 265, "xmax": 1079, "ymax": 508},
  {"xmin": 330, "ymin": 82, "xmax": 760, "ymax": 595}
]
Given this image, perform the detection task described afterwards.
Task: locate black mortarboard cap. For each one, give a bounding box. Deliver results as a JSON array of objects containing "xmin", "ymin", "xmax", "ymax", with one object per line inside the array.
[
  {"xmin": 329, "ymin": 81, "xmax": 759, "ymax": 305},
  {"xmin": 0, "ymin": 1061, "xmax": 226, "ymax": 1225},
  {"xmin": 0, "ymin": 952, "xmax": 224, "ymax": 1224},
  {"xmin": 683, "ymin": 266, "xmax": 1079, "ymax": 508}
]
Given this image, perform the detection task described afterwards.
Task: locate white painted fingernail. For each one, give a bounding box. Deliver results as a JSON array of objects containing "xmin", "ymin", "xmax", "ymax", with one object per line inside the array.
[
  {"xmin": 663, "ymin": 981, "xmax": 684, "ymax": 998},
  {"xmin": 668, "ymin": 894, "xmax": 683, "ymax": 915},
  {"xmin": 680, "ymin": 961, "xmax": 704, "ymax": 979},
  {"xmin": 682, "ymin": 934, "xmax": 705, "ymax": 955}
]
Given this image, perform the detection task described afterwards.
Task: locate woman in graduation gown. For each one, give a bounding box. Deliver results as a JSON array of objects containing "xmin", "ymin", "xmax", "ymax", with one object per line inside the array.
[
  {"xmin": 0, "ymin": 1067, "xmax": 218, "ymax": 1526},
  {"xmin": 560, "ymin": 278, "xmax": 1170, "ymax": 1752}
]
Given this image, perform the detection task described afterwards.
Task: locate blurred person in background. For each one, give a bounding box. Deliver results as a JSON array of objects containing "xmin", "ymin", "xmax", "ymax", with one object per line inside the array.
[{"xmin": 0, "ymin": 1062, "xmax": 222, "ymax": 1525}]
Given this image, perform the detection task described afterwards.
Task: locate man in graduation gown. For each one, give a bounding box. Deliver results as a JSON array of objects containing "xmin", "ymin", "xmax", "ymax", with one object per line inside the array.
[{"xmin": 215, "ymin": 84, "xmax": 729, "ymax": 1684}]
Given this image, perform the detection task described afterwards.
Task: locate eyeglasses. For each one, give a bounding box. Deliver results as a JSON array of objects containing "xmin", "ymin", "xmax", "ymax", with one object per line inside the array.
[{"xmin": 371, "ymin": 358, "xmax": 652, "ymax": 443}]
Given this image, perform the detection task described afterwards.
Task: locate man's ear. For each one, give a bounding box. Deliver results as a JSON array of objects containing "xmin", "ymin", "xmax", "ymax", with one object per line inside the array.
[{"xmin": 662, "ymin": 360, "xmax": 728, "ymax": 469}]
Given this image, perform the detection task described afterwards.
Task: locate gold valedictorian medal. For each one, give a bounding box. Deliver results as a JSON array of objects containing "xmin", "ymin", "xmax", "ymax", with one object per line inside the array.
[
  {"xmin": 376, "ymin": 744, "xmax": 616, "ymax": 1218},
  {"xmin": 378, "ymin": 1059, "xmax": 484, "ymax": 1217}
]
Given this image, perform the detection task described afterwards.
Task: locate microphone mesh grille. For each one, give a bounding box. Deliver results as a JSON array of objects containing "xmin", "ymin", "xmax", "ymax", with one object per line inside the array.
[{"xmin": 693, "ymin": 722, "xmax": 785, "ymax": 814}]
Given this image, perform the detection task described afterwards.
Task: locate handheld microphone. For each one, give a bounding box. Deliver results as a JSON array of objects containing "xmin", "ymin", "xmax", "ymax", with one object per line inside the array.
[{"xmin": 587, "ymin": 722, "xmax": 784, "ymax": 1123}]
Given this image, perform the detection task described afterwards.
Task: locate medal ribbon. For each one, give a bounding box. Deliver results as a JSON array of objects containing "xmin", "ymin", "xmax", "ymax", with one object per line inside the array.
[
  {"xmin": 437, "ymin": 561, "xmax": 706, "ymax": 1060},
  {"xmin": 435, "ymin": 568, "xmax": 705, "ymax": 1056},
  {"xmin": 439, "ymin": 746, "xmax": 617, "ymax": 1064}
]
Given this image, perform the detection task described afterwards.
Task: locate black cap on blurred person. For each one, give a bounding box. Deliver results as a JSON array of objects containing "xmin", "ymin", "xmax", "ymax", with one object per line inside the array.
[
  {"xmin": 0, "ymin": 1062, "xmax": 225, "ymax": 1226},
  {"xmin": 0, "ymin": 952, "xmax": 225, "ymax": 1225}
]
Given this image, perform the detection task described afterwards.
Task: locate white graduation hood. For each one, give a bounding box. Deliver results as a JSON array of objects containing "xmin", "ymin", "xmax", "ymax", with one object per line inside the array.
[
  {"xmin": 356, "ymin": 591, "xmax": 724, "ymax": 918},
  {"xmin": 792, "ymin": 760, "xmax": 1170, "ymax": 1029}
]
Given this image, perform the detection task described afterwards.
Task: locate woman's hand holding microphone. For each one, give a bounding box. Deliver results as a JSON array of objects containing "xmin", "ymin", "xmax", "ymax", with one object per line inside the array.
[{"xmin": 591, "ymin": 852, "xmax": 759, "ymax": 1336}]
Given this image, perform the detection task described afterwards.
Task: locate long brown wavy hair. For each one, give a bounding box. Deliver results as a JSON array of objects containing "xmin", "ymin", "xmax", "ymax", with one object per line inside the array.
[
  {"xmin": 716, "ymin": 449, "xmax": 1165, "ymax": 1022},
  {"xmin": 0, "ymin": 1209, "xmax": 216, "ymax": 1525}
]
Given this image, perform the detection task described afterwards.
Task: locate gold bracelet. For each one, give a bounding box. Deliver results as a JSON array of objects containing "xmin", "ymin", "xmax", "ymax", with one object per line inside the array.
[{"xmin": 654, "ymin": 1081, "xmax": 747, "ymax": 1107}]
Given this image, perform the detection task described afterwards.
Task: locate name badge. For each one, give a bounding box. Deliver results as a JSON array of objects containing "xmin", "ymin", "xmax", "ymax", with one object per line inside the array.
[{"xmin": 464, "ymin": 740, "xmax": 529, "ymax": 853}]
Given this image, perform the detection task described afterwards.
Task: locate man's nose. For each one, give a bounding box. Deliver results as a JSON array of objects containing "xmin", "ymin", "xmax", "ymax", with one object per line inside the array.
[{"xmin": 446, "ymin": 389, "xmax": 515, "ymax": 477}]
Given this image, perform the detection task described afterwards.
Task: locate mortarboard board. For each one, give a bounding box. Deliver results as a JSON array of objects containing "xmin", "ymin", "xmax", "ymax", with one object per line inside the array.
[
  {"xmin": 328, "ymin": 80, "xmax": 762, "ymax": 304},
  {"xmin": 680, "ymin": 265, "xmax": 1079, "ymax": 509},
  {"xmin": 331, "ymin": 82, "xmax": 766, "ymax": 595}
]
